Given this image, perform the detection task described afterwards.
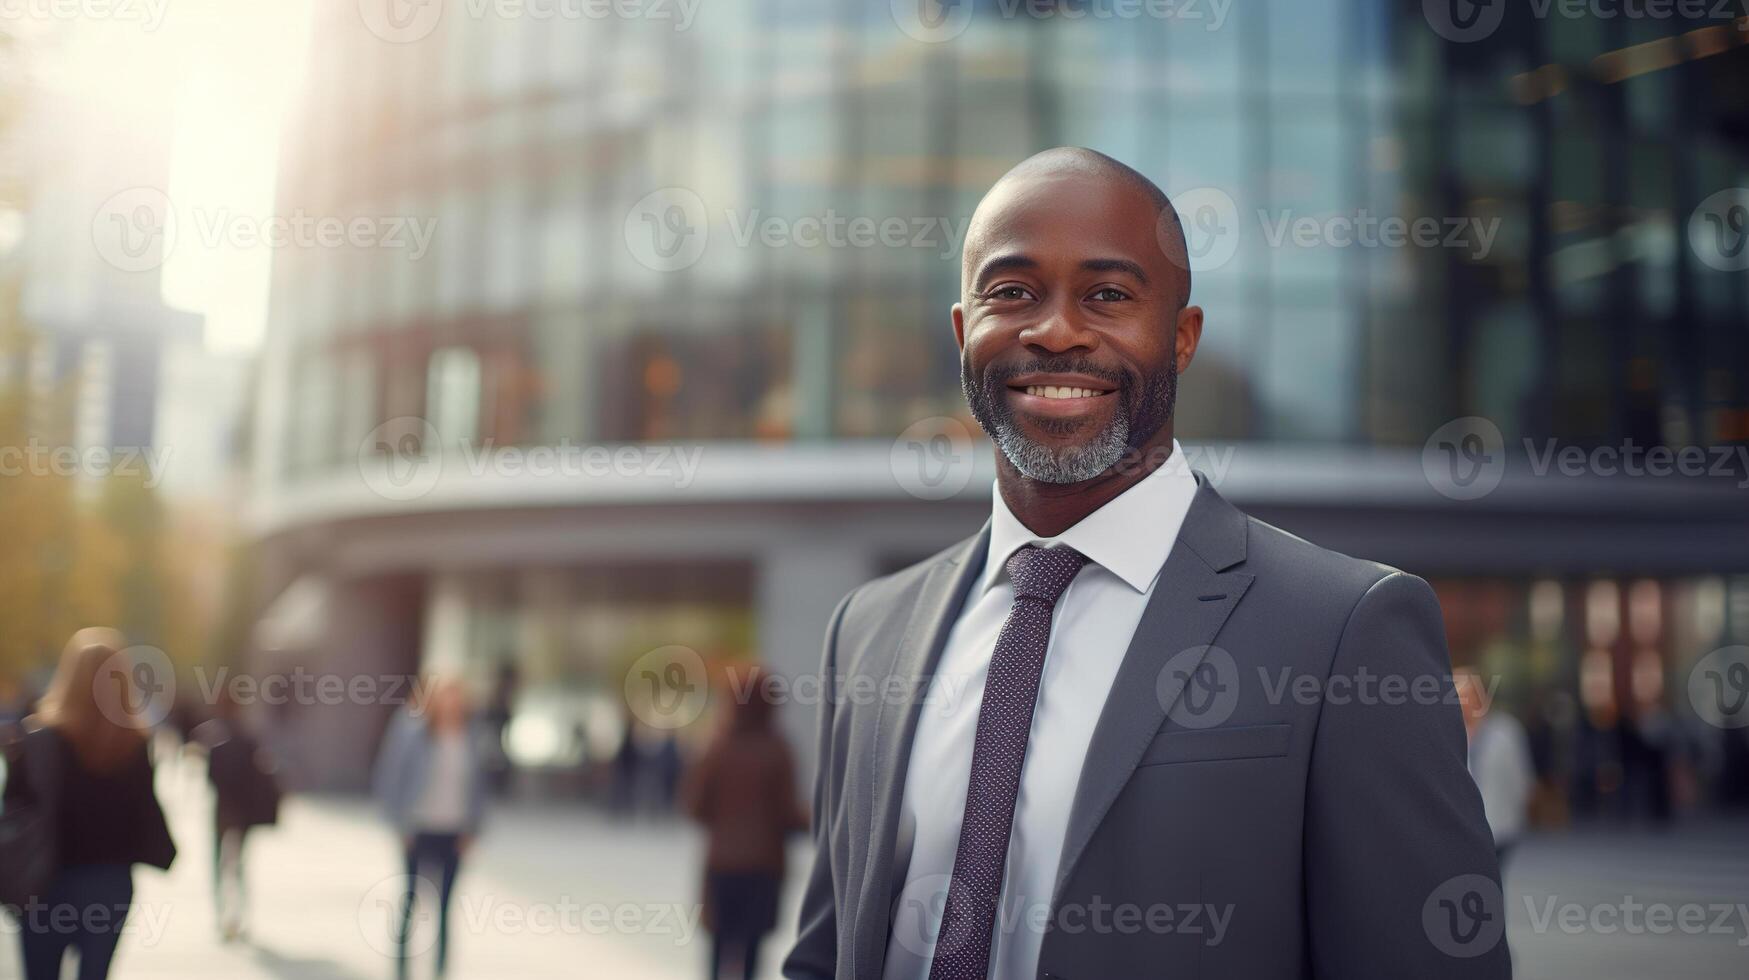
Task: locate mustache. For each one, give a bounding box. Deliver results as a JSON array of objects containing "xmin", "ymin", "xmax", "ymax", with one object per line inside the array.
[{"xmin": 979, "ymin": 355, "xmax": 1131, "ymax": 391}]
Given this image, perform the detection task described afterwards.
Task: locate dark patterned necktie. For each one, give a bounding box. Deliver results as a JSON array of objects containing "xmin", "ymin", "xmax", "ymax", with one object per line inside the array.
[{"xmin": 928, "ymin": 544, "xmax": 1089, "ymax": 980}]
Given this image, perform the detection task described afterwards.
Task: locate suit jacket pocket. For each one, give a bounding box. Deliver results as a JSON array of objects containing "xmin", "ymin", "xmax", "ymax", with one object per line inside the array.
[{"xmin": 1137, "ymin": 723, "xmax": 1292, "ymax": 766}]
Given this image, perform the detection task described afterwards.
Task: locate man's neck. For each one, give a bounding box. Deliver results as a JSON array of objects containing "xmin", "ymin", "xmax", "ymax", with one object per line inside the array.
[{"xmin": 996, "ymin": 431, "xmax": 1177, "ymax": 538}]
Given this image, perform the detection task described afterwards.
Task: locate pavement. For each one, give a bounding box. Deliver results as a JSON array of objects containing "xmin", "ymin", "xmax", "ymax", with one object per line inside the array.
[
  {"xmin": 1501, "ymin": 823, "xmax": 1749, "ymax": 979},
  {"xmin": 0, "ymin": 755, "xmax": 795, "ymax": 980},
  {"xmin": 2, "ymin": 755, "xmax": 1746, "ymax": 979}
]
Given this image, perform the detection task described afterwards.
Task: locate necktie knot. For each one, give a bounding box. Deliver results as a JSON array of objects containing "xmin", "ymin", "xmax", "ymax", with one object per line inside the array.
[{"xmin": 1005, "ymin": 545, "xmax": 1088, "ymax": 603}]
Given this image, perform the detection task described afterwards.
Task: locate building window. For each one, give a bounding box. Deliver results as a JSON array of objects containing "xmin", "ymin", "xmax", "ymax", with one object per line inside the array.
[{"xmin": 428, "ymin": 345, "xmax": 482, "ymax": 447}]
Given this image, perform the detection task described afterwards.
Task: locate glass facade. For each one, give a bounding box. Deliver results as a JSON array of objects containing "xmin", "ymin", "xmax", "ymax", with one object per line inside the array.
[
  {"xmin": 249, "ymin": 1, "xmax": 1749, "ymax": 807},
  {"xmin": 267, "ymin": 0, "xmax": 1749, "ymax": 484}
]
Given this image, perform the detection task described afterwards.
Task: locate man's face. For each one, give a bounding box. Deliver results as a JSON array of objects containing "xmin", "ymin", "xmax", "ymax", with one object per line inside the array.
[{"xmin": 955, "ymin": 172, "xmax": 1191, "ymax": 484}]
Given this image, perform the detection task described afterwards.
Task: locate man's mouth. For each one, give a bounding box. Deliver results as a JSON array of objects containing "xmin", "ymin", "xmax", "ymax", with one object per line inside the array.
[
  {"xmin": 1002, "ymin": 374, "xmax": 1120, "ymax": 418},
  {"xmin": 1015, "ymin": 384, "xmax": 1113, "ymax": 400}
]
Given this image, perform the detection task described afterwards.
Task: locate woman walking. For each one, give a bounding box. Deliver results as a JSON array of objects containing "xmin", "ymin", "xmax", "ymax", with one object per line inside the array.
[
  {"xmin": 191, "ymin": 684, "xmax": 281, "ymax": 941},
  {"xmin": 2, "ymin": 629, "xmax": 177, "ymax": 980},
  {"xmin": 372, "ymin": 677, "xmax": 488, "ymax": 980},
  {"xmin": 682, "ymin": 666, "xmax": 807, "ymax": 980}
]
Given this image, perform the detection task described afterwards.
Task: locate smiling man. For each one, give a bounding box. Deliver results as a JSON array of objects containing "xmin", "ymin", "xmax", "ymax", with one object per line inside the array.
[{"xmin": 783, "ymin": 148, "xmax": 1509, "ymax": 980}]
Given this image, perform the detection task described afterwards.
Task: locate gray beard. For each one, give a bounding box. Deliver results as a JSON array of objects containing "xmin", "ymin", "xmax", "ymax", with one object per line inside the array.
[
  {"xmin": 961, "ymin": 348, "xmax": 1177, "ymax": 486},
  {"xmin": 987, "ymin": 410, "xmax": 1131, "ymax": 484}
]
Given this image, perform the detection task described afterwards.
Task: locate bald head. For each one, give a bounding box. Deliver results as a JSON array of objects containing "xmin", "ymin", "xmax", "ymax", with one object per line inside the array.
[{"xmin": 964, "ymin": 147, "xmax": 1191, "ymax": 310}]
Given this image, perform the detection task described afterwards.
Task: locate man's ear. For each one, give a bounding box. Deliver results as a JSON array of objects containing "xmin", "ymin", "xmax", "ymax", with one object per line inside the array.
[
  {"xmin": 951, "ymin": 302, "xmax": 967, "ymax": 352},
  {"xmin": 1175, "ymin": 305, "xmax": 1204, "ymax": 373}
]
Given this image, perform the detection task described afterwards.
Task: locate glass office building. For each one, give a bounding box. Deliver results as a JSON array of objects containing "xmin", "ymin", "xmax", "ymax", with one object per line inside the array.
[{"xmin": 252, "ymin": 0, "xmax": 1749, "ymax": 806}]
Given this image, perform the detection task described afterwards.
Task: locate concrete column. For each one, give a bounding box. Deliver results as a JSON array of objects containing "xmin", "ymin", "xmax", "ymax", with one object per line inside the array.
[
  {"xmin": 286, "ymin": 574, "xmax": 425, "ymax": 791},
  {"xmin": 421, "ymin": 571, "xmax": 473, "ymax": 677},
  {"xmin": 757, "ymin": 538, "xmax": 876, "ymax": 788}
]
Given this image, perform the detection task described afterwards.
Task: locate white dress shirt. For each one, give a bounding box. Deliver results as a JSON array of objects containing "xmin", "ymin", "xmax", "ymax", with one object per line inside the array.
[{"xmin": 882, "ymin": 442, "xmax": 1200, "ymax": 980}]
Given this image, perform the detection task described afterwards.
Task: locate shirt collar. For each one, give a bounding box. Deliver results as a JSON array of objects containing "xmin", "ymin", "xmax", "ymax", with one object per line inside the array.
[{"xmin": 979, "ymin": 439, "xmax": 1200, "ymax": 595}]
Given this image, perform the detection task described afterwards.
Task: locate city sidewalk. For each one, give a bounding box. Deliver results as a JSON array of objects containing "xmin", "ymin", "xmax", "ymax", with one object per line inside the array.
[
  {"xmin": 3, "ymin": 752, "xmax": 1745, "ymax": 979},
  {"xmin": 1, "ymin": 755, "xmax": 794, "ymax": 980},
  {"xmin": 1501, "ymin": 821, "xmax": 1749, "ymax": 980}
]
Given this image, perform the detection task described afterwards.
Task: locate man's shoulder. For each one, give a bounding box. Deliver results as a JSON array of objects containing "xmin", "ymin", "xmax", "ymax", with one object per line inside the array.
[
  {"xmin": 1232, "ymin": 505, "xmax": 1449, "ymax": 655},
  {"xmin": 832, "ymin": 533, "xmax": 981, "ymax": 638},
  {"xmin": 1214, "ymin": 501, "xmax": 1446, "ymax": 638},
  {"xmin": 1240, "ymin": 511, "xmax": 1401, "ymax": 591}
]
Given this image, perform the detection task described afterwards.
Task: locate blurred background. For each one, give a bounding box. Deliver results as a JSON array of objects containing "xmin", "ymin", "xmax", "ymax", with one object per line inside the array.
[{"xmin": 0, "ymin": 0, "xmax": 1747, "ymax": 978}]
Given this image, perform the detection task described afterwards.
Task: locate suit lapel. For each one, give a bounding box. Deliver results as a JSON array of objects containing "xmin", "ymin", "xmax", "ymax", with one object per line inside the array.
[
  {"xmin": 853, "ymin": 525, "xmax": 990, "ymax": 979},
  {"xmin": 1051, "ymin": 476, "xmax": 1254, "ymax": 906}
]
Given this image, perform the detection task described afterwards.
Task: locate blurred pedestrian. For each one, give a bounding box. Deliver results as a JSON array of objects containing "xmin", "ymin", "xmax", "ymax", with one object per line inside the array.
[
  {"xmin": 483, "ymin": 658, "xmax": 519, "ymax": 796},
  {"xmin": 612, "ymin": 713, "xmax": 645, "ymax": 818},
  {"xmin": 1456, "ymin": 667, "xmax": 1535, "ymax": 867},
  {"xmin": 191, "ymin": 683, "xmax": 282, "ymax": 942},
  {"xmin": 655, "ymin": 730, "xmax": 683, "ymax": 812},
  {"xmin": 682, "ymin": 666, "xmax": 806, "ymax": 980},
  {"xmin": 372, "ymin": 677, "xmax": 488, "ymax": 980},
  {"xmin": 1621, "ymin": 702, "xmax": 1676, "ymax": 826},
  {"xmin": 1, "ymin": 629, "xmax": 177, "ymax": 980}
]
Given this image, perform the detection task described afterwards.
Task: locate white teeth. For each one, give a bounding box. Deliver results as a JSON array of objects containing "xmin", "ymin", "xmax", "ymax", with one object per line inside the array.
[{"xmin": 1023, "ymin": 385, "xmax": 1104, "ymax": 399}]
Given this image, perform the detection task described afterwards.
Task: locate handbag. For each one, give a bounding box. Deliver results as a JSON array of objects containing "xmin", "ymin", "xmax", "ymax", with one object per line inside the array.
[
  {"xmin": 243, "ymin": 750, "xmax": 282, "ymax": 829},
  {"xmin": 211, "ymin": 730, "xmax": 282, "ymax": 829},
  {"xmin": 0, "ymin": 729, "xmax": 63, "ymax": 913}
]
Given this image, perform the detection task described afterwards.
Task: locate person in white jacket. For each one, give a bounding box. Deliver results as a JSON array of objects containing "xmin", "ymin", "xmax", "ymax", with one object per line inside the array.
[
  {"xmin": 372, "ymin": 678, "xmax": 488, "ymax": 980},
  {"xmin": 1456, "ymin": 667, "xmax": 1536, "ymax": 867}
]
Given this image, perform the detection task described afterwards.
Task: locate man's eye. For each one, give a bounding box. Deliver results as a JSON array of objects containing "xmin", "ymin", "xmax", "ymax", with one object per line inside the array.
[
  {"xmin": 1090, "ymin": 287, "xmax": 1129, "ymax": 302},
  {"xmin": 986, "ymin": 285, "xmax": 1032, "ymax": 301}
]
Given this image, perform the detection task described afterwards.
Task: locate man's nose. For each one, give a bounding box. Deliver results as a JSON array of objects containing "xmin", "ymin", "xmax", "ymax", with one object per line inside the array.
[{"xmin": 1019, "ymin": 303, "xmax": 1097, "ymax": 354}]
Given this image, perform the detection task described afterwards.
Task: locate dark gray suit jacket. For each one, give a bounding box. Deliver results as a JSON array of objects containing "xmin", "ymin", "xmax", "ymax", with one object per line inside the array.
[{"xmin": 784, "ymin": 476, "xmax": 1511, "ymax": 979}]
